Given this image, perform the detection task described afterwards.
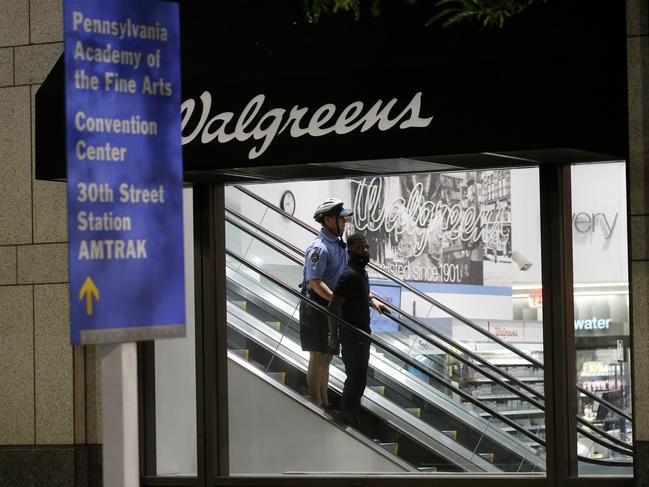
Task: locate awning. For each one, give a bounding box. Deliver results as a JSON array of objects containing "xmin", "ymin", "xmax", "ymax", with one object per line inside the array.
[{"xmin": 35, "ymin": 1, "xmax": 628, "ymax": 182}]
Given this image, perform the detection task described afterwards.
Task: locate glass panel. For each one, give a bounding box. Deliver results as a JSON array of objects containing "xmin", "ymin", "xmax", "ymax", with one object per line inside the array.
[
  {"xmin": 570, "ymin": 162, "xmax": 633, "ymax": 476},
  {"xmin": 154, "ymin": 188, "xmax": 198, "ymax": 476},
  {"xmin": 225, "ymin": 168, "xmax": 547, "ymax": 475},
  {"xmin": 226, "ymin": 252, "xmax": 546, "ymax": 474}
]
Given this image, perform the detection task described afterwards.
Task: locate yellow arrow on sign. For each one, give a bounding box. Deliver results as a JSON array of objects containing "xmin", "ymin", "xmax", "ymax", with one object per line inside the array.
[{"xmin": 79, "ymin": 276, "xmax": 99, "ymax": 316}]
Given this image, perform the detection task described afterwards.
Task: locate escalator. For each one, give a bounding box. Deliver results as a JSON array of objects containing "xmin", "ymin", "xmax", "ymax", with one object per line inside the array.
[
  {"xmin": 226, "ymin": 251, "xmax": 543, "ymax": 472},
  {"xmin": 223, "ymin": 184, "xmax": 633, "ymax": 474}
]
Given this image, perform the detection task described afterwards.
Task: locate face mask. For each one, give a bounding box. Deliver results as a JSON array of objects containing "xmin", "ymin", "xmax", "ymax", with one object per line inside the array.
[{"xmin": 349, "ymin": 251, "xmax": 370, "ymax": 268}]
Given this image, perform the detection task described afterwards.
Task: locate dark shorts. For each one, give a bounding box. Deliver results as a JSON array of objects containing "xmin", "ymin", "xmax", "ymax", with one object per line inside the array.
[{"xmin": 299, "ymin": 292, "xmax": 338, "ymax": 355}]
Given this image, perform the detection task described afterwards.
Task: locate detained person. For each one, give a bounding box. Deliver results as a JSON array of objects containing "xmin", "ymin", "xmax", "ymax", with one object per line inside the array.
[
  {"xmin": 327, "ymin": 233, "xmax": 390, "ymax": 427},
  {"xmin": 301, "ymin": 198, "xmax": 353, "ymax": 408}
]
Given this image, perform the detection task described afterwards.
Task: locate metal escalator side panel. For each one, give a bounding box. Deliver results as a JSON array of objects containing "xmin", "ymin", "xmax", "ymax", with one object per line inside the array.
[
  {"xmin": 227, "ymin": 351, "xmax": 416, "ymax": 473},
  {"xmin": 227, "ymin": 298, "xmax": 538, "ymax": 472}
]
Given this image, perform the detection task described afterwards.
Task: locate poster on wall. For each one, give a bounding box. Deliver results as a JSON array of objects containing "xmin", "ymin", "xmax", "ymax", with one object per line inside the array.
[{"xmin": 351, "ymin": 170, "xmax": 512, "ymax": 286}]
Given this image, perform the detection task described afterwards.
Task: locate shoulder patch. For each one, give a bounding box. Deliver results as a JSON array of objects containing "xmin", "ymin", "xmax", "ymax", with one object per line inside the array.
[{"xmin": 310, "ymin": 251, "xmax": 320, "ymax": 264}]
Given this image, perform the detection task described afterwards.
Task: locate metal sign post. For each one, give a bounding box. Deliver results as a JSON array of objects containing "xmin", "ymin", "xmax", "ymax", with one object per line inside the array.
[{"xmin": 101, "ymin": 343, "xmax": 139, "ymax": 486}]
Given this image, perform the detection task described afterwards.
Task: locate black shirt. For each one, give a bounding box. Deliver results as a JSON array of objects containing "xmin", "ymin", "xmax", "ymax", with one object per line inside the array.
[{"xmin": 334, "ymin": 263, "xmax": 371, "ymax": 333}]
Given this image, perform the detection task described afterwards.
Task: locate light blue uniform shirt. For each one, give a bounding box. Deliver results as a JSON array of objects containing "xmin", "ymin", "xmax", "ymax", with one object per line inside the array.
[{"xmin": 304, "ymin": 230, "xmax": 348, "ymax": 291}]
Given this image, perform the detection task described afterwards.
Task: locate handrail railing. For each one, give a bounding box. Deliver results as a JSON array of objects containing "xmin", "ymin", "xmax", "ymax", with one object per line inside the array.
[
  {"xmin": 232, "ymin": 184, "xmax": 543, "ymax": 366},
  {"xmin": 226, "ymin": 248, "xmax": 632, "ymax": 465},
  {"xmin": 226, "ymin": 215, "xmax": 629, "ymax": 464},
  {"xmin": 226, "ymin": 206, "xmax": 544, "ymax": 395},
  {"xmin": 574, "ymin": 425, "xmax": 633, "ymax": 457},
  {"xmin": 225, "ymin": 211, "xmax": 632, "ymax": 455},
  {"xmin": 229, "ymin": 184, "xmax": 633, "ymax": 424},
  {"xmin": 225, "ymin": 249, "xmax": 547, "ymax": 448},
  {"xmin": 225, "ymin": 214, "xmax": 545, "ymax": 408},
  {"xmin": 375, "ymin": 297, "xmax": 544, "ymax": 401}
]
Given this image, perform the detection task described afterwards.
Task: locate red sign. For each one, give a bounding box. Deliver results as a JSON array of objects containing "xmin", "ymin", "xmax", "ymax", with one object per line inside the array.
[
  {"xmin": 529, "ymin": 289, "xmax": 543, "ymax": 308},
  {"xmin": 493, "ymin": 326, "xmax": 519, "ymax": 338}
]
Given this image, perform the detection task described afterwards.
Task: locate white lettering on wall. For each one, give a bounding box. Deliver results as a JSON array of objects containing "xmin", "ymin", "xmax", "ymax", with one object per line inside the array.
[
  {"xmin": 180, "ymin": 91, "xmax": 433, "ymax": 159},
  {"xmin": 574, "ymin": 318, "xmax": 612, "ymax": 331},
  {"xmin": 352, "ymin": 177, "xmax": 510, "ymax": 257},
  {"xmin": 572, "ymin": 211, "xmax": 618, "ymax": 239}
]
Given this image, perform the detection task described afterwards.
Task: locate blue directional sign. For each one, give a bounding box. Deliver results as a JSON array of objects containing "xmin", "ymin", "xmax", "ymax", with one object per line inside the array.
[
  {"xmin": 64, "ymin": 0, "xmax": 184, "ymax": 345},
  {"xmin": 370, "ymin": 283, "xmax": 401, "ymax": 333}
]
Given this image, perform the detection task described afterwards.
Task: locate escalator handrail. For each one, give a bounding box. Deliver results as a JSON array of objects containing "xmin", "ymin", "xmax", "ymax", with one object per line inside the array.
[
  {"xmin": 229, "ymin": 185, "xmax": 633, "ymax": 424},
  {"xmin": 230, "ymin": 299, "xmax": 632, "ymax": 470},
  {"xmin": 232, "ymin": 184, "xmax": 543, "ymax": 367},
  {"xmin": 225, "ymin": 206, "xmax": 632, "ymax": 424},
  {"xmin": 225, "ymin": 205, "xmax": 632, "ymax": 424},
  {"xmin": 374, "ymin": 303, "xmax": 545, "ymax": 412},
  {"xmin": 577, "ymin": 388, "xmax": 631, "ymax": 423},
  {"xmin": 577, "ymin": 455, "xmax": 632, "ymax": 467},
  {"xmin": 226, "ymin": 249, "xmax": 547, "ymax": 447},
  {"xmin": 574, "ymin": 423, "xmax": 633, "ymax": 457},
  {"xmin": 374, "ymin": 296, "xmax": 545, "ymax": 402},
  {"xmin": 226, "ymin": 212, "xmax": 632, "ymax": 468},
  {"xmin": 374, "ymin": 301, "xmax": 633, "ymax": 454},
  {"xmin": 576, "ymin": 416, "xmax": 634, "ymax": 452},
  {"xmin": 226, "ymin": 213, "xmax": 546, "ymax": 411},
  {"xmin": 375, "ymin": 298, "xmax": 635, "ymax": 440},
  {"xmin": 226, "ymin": 206, "xmax": 544, "ymax": 403},
  {"xmin": 228, "ymin": 301, "xmax": 519, "ymax": 473}
]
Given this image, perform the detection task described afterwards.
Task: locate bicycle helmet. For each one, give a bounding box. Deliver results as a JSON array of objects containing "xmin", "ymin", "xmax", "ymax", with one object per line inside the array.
[{"xmin": 313, "ymin": 198, "xmax": 353, "ymax": 223}]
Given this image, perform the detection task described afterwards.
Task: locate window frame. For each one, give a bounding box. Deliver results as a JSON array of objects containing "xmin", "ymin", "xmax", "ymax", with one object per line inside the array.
[{"xmin": 139, "ymin": 166, "xmax": 634, "ymax": 487}]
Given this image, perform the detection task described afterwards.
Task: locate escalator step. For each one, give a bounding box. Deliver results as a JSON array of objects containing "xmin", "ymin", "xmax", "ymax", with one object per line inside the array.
[
  {"xmin": 370, "ymin": 385, "xmax": 385, "ymax": 396},
  {"xmin": 268, "ymin": 371, "xmax": 286, "ymax": 384},
  {"xmin": 478, "ymin": 453, "xmax": 495, "ymax": 463},
  {"xmin": 232, "ymin": 300, "xmax": 248, "ymax": 311},
  {"xmin": 232, "ymin": 349, "xmax": 250, "ymax": 361},
  {"xmin": 405, "ymin": 407, "xmax": 421, "ymax": 418},
  {"xmin": 266, "ymin": 321, "xmax": 282, "ymax": 332},
  {"xmin": 379, "ymin": 442, "xmax": 399, "ymax": 455},
  {"xmin": 442, "ymin": 430, "xmax": 458, "ymax": 441}
]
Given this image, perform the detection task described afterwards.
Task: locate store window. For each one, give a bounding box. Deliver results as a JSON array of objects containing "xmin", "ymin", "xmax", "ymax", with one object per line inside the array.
[
  {"xmin": 223, "ymin": 167, "xmax": 547, "ymax": 476},
  {"xmin": 153, "ymin": 187, "xmax": 198, "ymax": 476},
  {"xmin": 571, "ymin": 163, "xmax": 632, "ymax": 476}
]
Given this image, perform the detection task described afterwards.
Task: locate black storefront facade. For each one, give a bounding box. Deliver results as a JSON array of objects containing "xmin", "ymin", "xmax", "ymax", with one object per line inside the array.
[{"xmin": 35, "ymin": 1, "xmax": 634, "ymax": 486}]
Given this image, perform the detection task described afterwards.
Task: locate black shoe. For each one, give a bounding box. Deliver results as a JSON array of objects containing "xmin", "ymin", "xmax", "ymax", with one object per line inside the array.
[{"xmin": 336, "ymin": 410, "xmax": 359, "ymax": 428}]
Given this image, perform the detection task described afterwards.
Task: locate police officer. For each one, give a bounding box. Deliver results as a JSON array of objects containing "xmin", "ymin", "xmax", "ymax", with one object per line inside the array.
[{"xmin": 301, "ymin": 198, "xmax": 352, "ymax": 407}]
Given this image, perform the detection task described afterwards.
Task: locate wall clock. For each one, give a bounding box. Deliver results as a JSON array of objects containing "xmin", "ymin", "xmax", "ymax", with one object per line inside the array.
[{"xmin": 280, "ymin": 190, "xmax": 296, "ymax": 215}]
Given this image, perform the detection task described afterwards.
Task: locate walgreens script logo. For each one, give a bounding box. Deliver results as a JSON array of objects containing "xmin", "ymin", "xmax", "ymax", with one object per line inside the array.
[
  {"xmin": 180, "ymin": 91, "xmax": 433, "ymax": 159},
  {"xmin": 352, "ymin": 177, "xmax": 511, "ymax": 258}
]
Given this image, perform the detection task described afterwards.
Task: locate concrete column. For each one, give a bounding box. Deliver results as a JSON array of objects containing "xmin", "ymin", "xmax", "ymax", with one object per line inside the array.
[{"xmin": 627, "ymin": 0, "xmax": 649, "ymax": 485}]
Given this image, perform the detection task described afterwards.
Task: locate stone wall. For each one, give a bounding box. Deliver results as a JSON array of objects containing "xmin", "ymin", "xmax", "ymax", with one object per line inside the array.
[
  {"xmin": 628, "ymin": 1, "xmax": 649, "ymax": 485},
  {"xmin": 1, "ymin": 0, "xmax": 648, "ymax": 485},
  {"xmin": 0, "ymin": 1, "xmax": 101, "ymax": 485}
]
